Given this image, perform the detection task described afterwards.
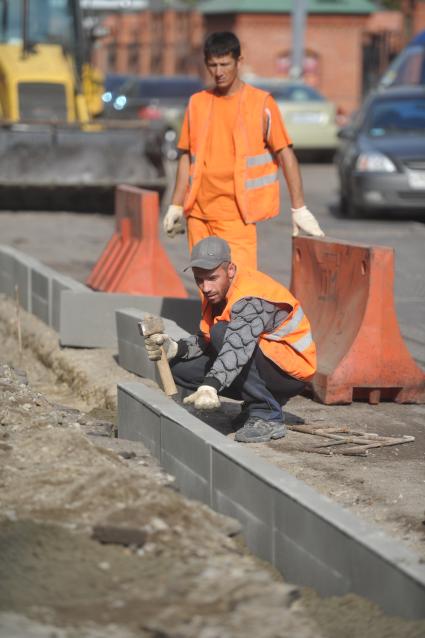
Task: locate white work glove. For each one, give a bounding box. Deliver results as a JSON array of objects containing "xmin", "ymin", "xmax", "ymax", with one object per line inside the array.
[
  {"xmin": 183, "ymin": 385, "xmax": 220, "ymax": 410},
  {"xmin": 144, "ymin": 333, "xmax": 178, "ymax": 361},
  {"xmin": 163, "ymin": 204, "xmax": 185, "ymax": 238},
  {"xmin": 291, "ymin": 206, "xmax": 324, "ymax": 237}
]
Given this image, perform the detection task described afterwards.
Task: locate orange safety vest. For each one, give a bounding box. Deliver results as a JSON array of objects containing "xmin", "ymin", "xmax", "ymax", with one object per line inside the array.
[
  {"xmin": 184, "ymin": 84, "xmax": 280, "ymax": 224},
  {"xmin": 199, "ymin": 269, "xmax": 317, "ymax": 382}
]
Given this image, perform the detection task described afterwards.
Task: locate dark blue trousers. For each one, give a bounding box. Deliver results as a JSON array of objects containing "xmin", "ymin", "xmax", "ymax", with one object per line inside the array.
[{"xmin": 170, "ymin": 322, "xmax": 305, "ymax": 422}]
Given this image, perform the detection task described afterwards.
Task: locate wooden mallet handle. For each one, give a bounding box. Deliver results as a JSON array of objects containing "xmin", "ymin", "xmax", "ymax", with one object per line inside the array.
[{"xmin": 138, "ymin": 316, "xmax": 177, "ymax": 396}]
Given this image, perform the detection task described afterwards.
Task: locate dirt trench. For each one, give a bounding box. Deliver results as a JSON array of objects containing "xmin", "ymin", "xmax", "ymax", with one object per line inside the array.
[{"xmin": 1, "ymin": 294, "xmax": 425, "ymax": 638}]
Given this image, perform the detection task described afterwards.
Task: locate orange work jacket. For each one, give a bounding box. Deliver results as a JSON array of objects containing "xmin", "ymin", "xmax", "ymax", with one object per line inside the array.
[
  {"xmin": 184, "ymin": 84, "xmax": 280, "ymax": 224},
  {"xmin": 199, "ymin": 269, "xmax": 317, "ymax": 382}
]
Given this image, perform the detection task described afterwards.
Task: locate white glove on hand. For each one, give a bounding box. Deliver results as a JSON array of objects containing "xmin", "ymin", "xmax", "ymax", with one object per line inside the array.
[
  {"xmin": 183, "ymin": 385, "xmax": 220, "ymax": 410},
  {"xmin": 144, "ymin": 333, "xmax": 178, "ymax": 361},
  {"xmin": 163, "ymin": 204, "xmax": 185, "ymax": 238},
  {"xmin": 291, "ymin": 206, "xmax": 324, "ymax": 237}
]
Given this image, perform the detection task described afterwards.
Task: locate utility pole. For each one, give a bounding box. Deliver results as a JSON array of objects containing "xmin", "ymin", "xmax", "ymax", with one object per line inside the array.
[{"xmin": 290, "ymin": 0, "xmax": 307, "ymax": 79}]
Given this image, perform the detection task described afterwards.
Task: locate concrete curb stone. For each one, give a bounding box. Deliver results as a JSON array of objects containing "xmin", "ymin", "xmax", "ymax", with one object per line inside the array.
[{"xmin": 117, "ymin": 380, "xmax": 425, "ymax": 621}]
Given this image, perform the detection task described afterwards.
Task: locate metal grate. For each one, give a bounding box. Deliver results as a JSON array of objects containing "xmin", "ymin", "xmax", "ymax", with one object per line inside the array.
[{"xmin": 18, "ymin": 82, "xmax": 68, "ymax": 121}]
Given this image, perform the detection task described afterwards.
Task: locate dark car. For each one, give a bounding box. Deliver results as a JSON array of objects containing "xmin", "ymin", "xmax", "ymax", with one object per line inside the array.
[
  {"xmin": 101, "ymin": 73, "xmax": 136, "ymax": 107},
  {"xmin": 379, "ymin": 30, "xmax": 425, "ymax": 89},
  {"xmin": 335, "ymin": 86, "xmax": 425, "ymax": 217},
  {"xmin": 104, "ymin": 75, "xmax": 203, "ymax": 159},
  {"xmin": 106, "ymin": 75, "xmax": 203, "ymax": 120}
]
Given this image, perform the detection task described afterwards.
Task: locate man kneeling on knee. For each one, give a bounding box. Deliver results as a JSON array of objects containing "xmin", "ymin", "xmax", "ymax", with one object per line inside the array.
[{"xmin": 144, "ymin": 237, "xmax": 317, "ymax": 444}]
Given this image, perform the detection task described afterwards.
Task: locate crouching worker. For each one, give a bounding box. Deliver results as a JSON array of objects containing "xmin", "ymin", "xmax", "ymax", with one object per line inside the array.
[{"xmin": 144, "ymin": 237, "xmax": 317, "ymax": 443}]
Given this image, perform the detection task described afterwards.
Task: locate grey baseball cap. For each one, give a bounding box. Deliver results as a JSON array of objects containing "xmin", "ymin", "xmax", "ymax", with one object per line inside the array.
[{"xmin": 184, "ymin": 236, "xmax": 231, "ymax": 271}]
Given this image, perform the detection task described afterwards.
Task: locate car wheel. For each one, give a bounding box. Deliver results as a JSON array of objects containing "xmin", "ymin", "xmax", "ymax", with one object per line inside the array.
[
  {"xmin": 346, "ymin": 197, "xmax": 366, "ymax": 219},
  {"xmin": 341, "ymin": 187, "xmax": 365, "ymax": 219},
  {"xmin": 338, "ymin": 191, "xmax": 348, "ymax": 217}
]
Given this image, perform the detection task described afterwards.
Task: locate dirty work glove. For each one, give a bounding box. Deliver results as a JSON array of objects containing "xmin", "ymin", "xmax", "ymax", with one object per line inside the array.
[
  {"xmin": 163, "ymin": 204, "xmax": 185, "ymax": 237},
  {"xmin": 291, "ymin": 206, "xmax": 324, "ymax": 237},
  {"xmin": 183, "ymin": 385, "xmax": 220, "ymax": 410},
  {"xmin": 144, "ymin": 333, "xmax": 178, "ymax": 361}
]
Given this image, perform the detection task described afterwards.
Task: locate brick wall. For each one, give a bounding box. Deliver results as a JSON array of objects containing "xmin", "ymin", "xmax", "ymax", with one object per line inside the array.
[
  {"xmin": 92, "ymin": 10, "xmax": 204, "ymax": 78},
  {"xmin": 414, "ymin": 1, "xmax": 425, "ymax": 32},
  {"xmin": 210, "ymin": 12, "xmax": 370, "ymax": 115}
]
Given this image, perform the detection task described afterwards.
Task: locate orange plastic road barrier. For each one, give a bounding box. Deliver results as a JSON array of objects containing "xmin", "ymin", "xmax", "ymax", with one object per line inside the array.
[
  {"xmin": 86, "ymin": 188, "xmax": 129, "ymax": 290},
  {"xmin": 86, "ymin": 185, "xmax": 187, "ymax": 298},
  {"xmin": 290, "ymin": 237, "xmax": 425, "ymax": 404}
]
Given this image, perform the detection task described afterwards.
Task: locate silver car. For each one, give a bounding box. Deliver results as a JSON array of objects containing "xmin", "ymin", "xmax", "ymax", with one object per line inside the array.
[{"xmin": 248, "ymin": 77, "xmax": 340, "ymax": 159}]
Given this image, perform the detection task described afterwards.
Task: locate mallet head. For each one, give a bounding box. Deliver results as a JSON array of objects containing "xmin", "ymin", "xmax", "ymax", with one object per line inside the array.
[{"xmin": 137, "ymin": 314, "xmax": 165, "ymax": 339}]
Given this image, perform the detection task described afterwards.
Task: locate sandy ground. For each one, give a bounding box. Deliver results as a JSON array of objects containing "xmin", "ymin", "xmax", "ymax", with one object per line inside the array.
[{"xmin": 1, "ymin": 296, "xmax": 425, "ymax": 637}]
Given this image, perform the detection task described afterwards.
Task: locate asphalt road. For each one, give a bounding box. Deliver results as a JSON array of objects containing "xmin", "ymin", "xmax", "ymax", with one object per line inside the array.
[{"xmin": 0, "ymin": 161, "xmax": 424, "ymax": 367}]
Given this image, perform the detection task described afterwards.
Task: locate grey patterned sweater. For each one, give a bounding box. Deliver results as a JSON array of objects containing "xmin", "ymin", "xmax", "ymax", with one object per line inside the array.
[{"xmin": 175, "ymin": 297, "xmax": 290, "ymax": 391}]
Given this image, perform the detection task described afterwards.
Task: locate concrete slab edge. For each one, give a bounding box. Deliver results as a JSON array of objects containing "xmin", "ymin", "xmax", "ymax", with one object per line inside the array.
[
  {"xmin": 117, "ymin": 380, "xmax": 425, "ymax": 620},
  {"xmin": 0, "ymin": 244, "xmax": 88, "ymax": 331},
  {"xmin": 0, "ymin": 245, "xmax": 200, "ymax": 349},
  {"xmin": 60, "ymin": 292, "xmax": 200, "ymax": 348}
]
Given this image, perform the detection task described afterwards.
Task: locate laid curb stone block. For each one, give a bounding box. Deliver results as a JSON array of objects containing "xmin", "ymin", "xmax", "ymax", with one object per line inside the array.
[
  {"xmin": 60, "ymin": 292, "xmax": 200, "ymax": 348},
  {"xmin": 117, "ymin": 380, "xmax": 425, "ymax": 620},
  {"xmin": 116, "ymin": 307, "xmax": 189, "ymax": 384}
]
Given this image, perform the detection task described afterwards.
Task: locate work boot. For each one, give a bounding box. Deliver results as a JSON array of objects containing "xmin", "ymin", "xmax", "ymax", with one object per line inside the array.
[{"xmin": 235, "ymin": 417, "xmax": 286, "ymax": 443}]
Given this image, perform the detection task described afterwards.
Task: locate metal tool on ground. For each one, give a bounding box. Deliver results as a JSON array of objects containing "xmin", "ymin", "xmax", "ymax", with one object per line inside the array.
[
  {"xmin": 288, "ymin": 424, "xmax": 415, "ymax": 457},
  {"xmin": 138, "ymin": 315, "xmax": 177, "ymax": 396}
]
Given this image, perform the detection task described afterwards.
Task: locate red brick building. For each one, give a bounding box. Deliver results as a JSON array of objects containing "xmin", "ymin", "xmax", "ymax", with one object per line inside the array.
[
  {"xmin": 401, "ymin": 0, "xmax": 425, "ymax": 35},
  {"xmin": 89, "ymin": 0, "xmax": 425, "ymax": 114},
  {"xmin": 199, "ymin": 0, "xmax": 378, "ymax": 114},
  {"xmin": 90, "ymin": 1, "xmax": 204, "ymax": 77}
]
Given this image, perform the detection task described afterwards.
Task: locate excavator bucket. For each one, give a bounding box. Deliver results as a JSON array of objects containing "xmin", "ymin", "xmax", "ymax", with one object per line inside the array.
[{"xmin": 0, "ymin": 121, "xmax": 166, "ymax": 212}]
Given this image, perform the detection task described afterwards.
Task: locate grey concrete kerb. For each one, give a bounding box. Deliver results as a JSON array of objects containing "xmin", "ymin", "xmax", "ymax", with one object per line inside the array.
[
  {"xmin": 0, "ymin": 244, "xmax": 88, "ymax": 331},
  {"xmin": 0, "ymin": 244, "xmax": 200, "ymax": 348},
  {"xmin": 117, "ymin": 380, "xmax": 425, "ymax": 621}
]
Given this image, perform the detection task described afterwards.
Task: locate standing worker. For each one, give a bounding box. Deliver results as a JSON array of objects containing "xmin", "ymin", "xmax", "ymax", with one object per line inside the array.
[
  {"xmin": 163, "ymin": 31, "xmax": 324, "ymax": 270},
  {"xmin": 144, "ymin": 237, "xmax": 316, "ymax": 444}
]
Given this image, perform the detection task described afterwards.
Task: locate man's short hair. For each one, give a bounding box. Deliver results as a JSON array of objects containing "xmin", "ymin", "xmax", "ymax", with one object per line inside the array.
[{"xmin": 204, "ymin": 32, "xmax": 241, "ymax": 62}]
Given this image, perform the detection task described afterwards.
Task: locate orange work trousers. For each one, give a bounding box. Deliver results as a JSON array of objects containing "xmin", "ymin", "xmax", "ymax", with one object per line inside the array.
[{"xmin": 187, "ymin": 216, "xmax": 257, "ymax": 271}]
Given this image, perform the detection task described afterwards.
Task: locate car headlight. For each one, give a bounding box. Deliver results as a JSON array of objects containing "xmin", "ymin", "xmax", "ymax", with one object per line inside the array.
[
  {"xmin": 355, "ymin": 152, "xmax": 396, "ymax": 172},
  {"xmin": 113, "ymin": 95, "xmax": 127, "ymax": 111},
  {"xmin": 102, "ymin": 91, "xmax": 113, "ymax": 104}
]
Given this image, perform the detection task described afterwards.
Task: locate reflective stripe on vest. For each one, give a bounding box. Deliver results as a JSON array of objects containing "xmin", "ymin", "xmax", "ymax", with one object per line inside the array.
[
  {"xmin": 265, "ymin": 306, "xmax": 313, "ymax": 353},
  {"xmin": 291, "ymin": 332, "xmax": 314, "ymax": 353},
  {"xmin": 265, "ymin": 306, "xmax": 304, "ymax": 341},
  {"xmin": 246, "ymin": 151, "xmax": 273, "ymax": 167},
  {"xmin": 246, "ymin": 172, "xmax": 278, "ymax": 190}
]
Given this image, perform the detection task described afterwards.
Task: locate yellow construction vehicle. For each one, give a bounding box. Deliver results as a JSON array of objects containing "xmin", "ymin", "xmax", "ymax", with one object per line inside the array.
[{"xmin": 0, "ymin": 0, "xmax": 164, "ymax": 211}]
